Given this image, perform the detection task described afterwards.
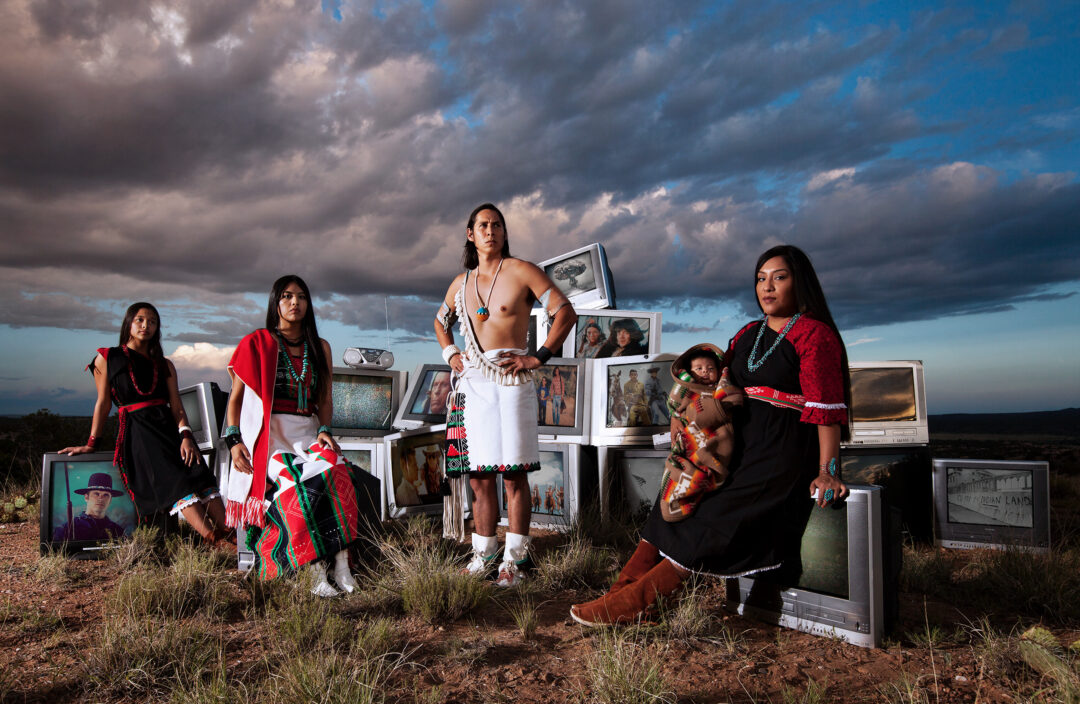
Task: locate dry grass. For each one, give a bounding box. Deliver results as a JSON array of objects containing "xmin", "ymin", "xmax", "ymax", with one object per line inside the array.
[
  {"xmin": 584, "ymin": 629, "xmax": 675, "ymax": 704},
  {"xmin": 534, "ymin": 533, "xmax": 617, "ymax": 591}
]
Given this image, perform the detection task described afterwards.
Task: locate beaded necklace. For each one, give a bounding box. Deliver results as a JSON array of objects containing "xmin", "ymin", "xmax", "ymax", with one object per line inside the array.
[
  {"xmin": 473, "ymin": 258, "xmax": 504, "ymax": 322},
  {"xmin": 121, "ymin": 345, "xmax": 159, "ymax": 396},
  {"xmin": 278, "ymin": 338, "xmax": 313, "ymax": 412},
  {"xmin": 746, "ymin": 314, "xmax": 802, "ymax": 373}
]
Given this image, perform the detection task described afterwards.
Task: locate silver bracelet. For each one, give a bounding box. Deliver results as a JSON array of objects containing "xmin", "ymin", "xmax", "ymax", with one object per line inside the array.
[{"xmin": 441, "ymin": 344, "xmax": 462, "ymax": 364}]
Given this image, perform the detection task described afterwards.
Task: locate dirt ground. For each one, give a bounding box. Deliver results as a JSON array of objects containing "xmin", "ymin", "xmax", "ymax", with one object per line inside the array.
[{"xmin": 5, "ymin": 516, "xmax": 1075, "ymax": 704}]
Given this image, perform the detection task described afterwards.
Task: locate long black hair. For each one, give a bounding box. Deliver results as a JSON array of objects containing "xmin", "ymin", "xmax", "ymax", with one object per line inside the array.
[
  {"xmin": 119, "ymin": 302, "xmax": 164, "ymax": 365},
  {"xmin": 265, "ymin": 275, "xmax": 329, "ymax": 403},
  {"xmin": 755, "ymin": 245, "xmax": 851, "ymax": 438},
  {"xmin": 462, "ymin": 202, "xmax": 512, "ymax": 270}
]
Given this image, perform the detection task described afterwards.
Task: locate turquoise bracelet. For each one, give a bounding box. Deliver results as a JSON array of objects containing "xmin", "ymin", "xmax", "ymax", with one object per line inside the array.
[
  {"xmin": 224, "ymin": 425, "xmax": 240, "ymax": 437},
  {"xmin": 317, "ymin": 425, "xmax": 332, "ymax": 436}
]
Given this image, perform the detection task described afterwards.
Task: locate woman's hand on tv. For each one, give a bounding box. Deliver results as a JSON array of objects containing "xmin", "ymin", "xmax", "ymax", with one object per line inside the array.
[
  {"xmin": 59, "ymin": 445, "xmax": 92, "ymax": 456},
  {"xmin": 180, "ymin": 437, "xmax": 198, "ymax": 466},
  {"xmin": 317, "ymin": 432, "xmax": 341, "ymax": 454},
  {"xmin": 230, "ymin": 442, "xmax": 253, "ymax": 474},
  {"xmin": 809, "ymin": 473, "xmax": 847, "ymax": 508}
]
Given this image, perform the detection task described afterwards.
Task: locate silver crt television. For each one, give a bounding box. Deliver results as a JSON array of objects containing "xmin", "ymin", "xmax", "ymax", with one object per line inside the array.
[
  {"xmin": 727, "ymin": 486, "xmax": 890, "ymax": 649},
  {"xmin": 537, "ymin": 243, "xmax": 616, "ymax": 310},
  {"xmin": 330, "ymin": 367, "xmax": 405, "ymax": 438},
  {"xmin": 179, "ymin": 382, "xmax": 224, "ymax": 450},
  {"xmin": 846, "ymin": 361, "xmax": 928, "ymax": 446},
  {"xmin": 497, "ymin": 443, "xmax": 596, "ymax": 531},
  {"xmin": 589, "ymin": 353, "xmax": 677, "ymax": 446},
  {"xmin": 932, "ymin": 458, "xmax": 1050, "ymax": 553}
]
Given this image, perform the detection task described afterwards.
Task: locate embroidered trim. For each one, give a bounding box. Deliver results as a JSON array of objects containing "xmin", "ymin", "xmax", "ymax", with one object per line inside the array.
[
  {"xmin": 658, "ymin": 545, "xmax": 782, "ymax": 579},
  {"xmin": 744, "ymin": 386, "xmax": 805, "ymax": 411},
  {"xmin": 169, "ymin": 494, "xmax": 201, "ymax": 515},
  {"xmin": 805, "ymin": 401, "xmax": 847, "ymax": 409},
  {"xmin": 445, "ymin": 392, "xmax": 470, "ymax": 475},
  {"xmin": 475, "ymin": 462, "xmax": 541, "ymax": 473}
]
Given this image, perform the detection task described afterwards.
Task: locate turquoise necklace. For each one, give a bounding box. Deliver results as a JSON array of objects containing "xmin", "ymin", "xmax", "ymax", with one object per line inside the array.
[
  {"xmin": 278, "ymin": 337, "xmax": 313, "ymax": 411},
  {"xmin": 746, "ymin": 314, "xmax": 802, "ymax": 372}
]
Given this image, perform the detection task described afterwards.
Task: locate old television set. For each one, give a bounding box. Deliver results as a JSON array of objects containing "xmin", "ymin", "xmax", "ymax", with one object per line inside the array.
[
  {"xmin": 40, "ymin": 453, "xmax": 138, "ymax": 558},
  {"xmin": 179, "ymin": 382, "xmax": 226, "ymax": 449},
  {"xmin": 498, "ymin": 443, "xmax": 595, "ymax": 530},
  {"xmin": 338, "ymin": 439, "xmax": 389, "ymax": 522},
  {"xmin": 841, "ymin": 445, "xmax": 933, "ymax": 543},
  {"xmin": 383, "ymin": 425, "xmax": 447, "ymax": 518},
  {"xmin": 536, "ymin": 357, "xmax": 590, "ymax": 443},
  {"xmin": 589, "ymin": 353, "xmax": 676, "ymax": 446},
  {"xmin": 393, "ymin": 364, "xmax": 452, "ymax": 431},
  {"xmin": 563, "ymin": 309, "xmax": 661, "ymax": 359},
  {"xmin": 846, "ymin": 361, "xmax": 928, "ymax": 446},
  {"xmin": 932, "ymin": 459, "xmax": 1050, "ymax": 552},
  {"xmin": 331, "ymin": 367, "xmax": 405, "ymax": 437},
  {"xmin": 603, "ymin": 448, "xmax": 666, "ymax": 518},
  {"xmin": 726, "ymin": 486, "xmax": 893, "ymax": 649},
  {"xmin": 538, "ymin": 243, "xmax": 616, "ymax": 310}
]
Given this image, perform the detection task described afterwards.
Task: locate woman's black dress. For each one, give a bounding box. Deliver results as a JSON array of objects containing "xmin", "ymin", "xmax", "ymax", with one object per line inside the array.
[
  {"xmin": 641, "ymin": 317, "xmax": 844, "ymax": 576},
  {"xmin": 100, "ymin": 346, "xmax": 218, "ymax": 516}
]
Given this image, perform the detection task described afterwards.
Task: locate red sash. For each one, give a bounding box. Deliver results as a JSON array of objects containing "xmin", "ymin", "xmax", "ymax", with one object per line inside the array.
[{"xmin": 743, "ymin": 386, "xmax": 806, "ymax": 411}]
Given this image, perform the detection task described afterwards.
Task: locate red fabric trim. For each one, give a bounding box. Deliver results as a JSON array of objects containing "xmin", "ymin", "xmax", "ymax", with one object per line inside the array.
[
  {"xmin": 784, "ymin": 316, "xmax": 848, "ymax": 426},
  {"xmin": 227, "ymin": 329, "xmax": 279, "ymax": 527}
]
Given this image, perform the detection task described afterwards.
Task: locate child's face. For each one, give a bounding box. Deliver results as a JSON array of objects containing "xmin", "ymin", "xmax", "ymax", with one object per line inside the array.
[{"xmin": 689, "ymin": 357, "xmax": 718, "ymax": 384}]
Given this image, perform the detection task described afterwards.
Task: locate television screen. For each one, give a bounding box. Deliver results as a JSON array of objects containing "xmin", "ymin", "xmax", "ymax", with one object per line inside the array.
[
  {"xmin": 178, "ymin": 382, "xmax": 221, "ymax": 448},
  {"xmin": 609, "ymin": 449, "xmax": 666, "ymax": 517},
  {"xmin": 331, "ymin": 368, "xmax": 403, "ymax": 437},
  {"xmin": 40, "ymin": 453, "xmax": 138, "ymax": 556},
  {"xmin": 180, "ymin": 390, "xmax": 204, "ymax": 434},
  {"xmin": 590, "ymin": 354, "xmax": 677, "ymax": 446},
  {"xmin": 565, "ymin": 309, "xmax": 661, "ymax": 359},
  {"xmin": 727, "ymin": 486, "xmax": 889, "ymax": 649},
  {"xmin": 393, "ymin": 364, "xmax": 451, "ymax": 430},
  {"xmin": 845, "ymin": 361, "xmax": 928, "ymax": 445},
  {"xmin": 538, "ymin": 243, "xmax": 616, "ymax": 310},
  {"xmin": 933, "ymin": 459, "xmax": 1049, "ymax": 552},
  {"xmin": 841, "ymin": 446, "xmax": 933, "ymax": 543},
  {"xmin": 337, "ymin": 439, "xmax": 387, "ymax": 522},
  {"xmin": 497, "ymin": 443, "xmax": 590, "ymax": 530},
  {"xmin": 384, "ymin": 427, "xmax": 446, "ymax": 517},
  {"xmin": 534, "ymin": 358, "xmax": 589, "ymax": 440}
]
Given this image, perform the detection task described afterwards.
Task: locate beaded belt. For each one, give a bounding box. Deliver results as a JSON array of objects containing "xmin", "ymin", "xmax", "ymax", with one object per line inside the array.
[
  {"xmin": 113, "ymin": 398, "xmax": 168, "ymax": 497},
  {"xmin": 743, "ymin": 386, "xmax": 806, "ymax": 412}
]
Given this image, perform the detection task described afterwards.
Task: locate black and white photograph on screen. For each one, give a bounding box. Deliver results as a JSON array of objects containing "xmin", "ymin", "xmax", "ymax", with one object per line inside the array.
[
  {"xmin": 947, "ymin": 468, "xmax": 1033, "ymax": 528},
  {"xmin": 409, "ymin": 368, "xmax": 453, "ymax": 417},
  {"xmin": 575, "ymin": 314, "xmax": 651, "ymax": 358},
  {"xmin": 606, "ymin": 361, "xmax": 673, "ymax": 428},
  {"xmin": 504, "ymin": 451, "xmax": 566, "ymax": 517},
  {"xmin": 393, "ymin": 439, "xmax": 445, "ymax": 508},
  {"xmin": 535, "ymin": 365, "xmax": 578, "ymax": 428},
  {"xmin": 544, "ymin": 252, "xmax": 596, "ymax": 299}
]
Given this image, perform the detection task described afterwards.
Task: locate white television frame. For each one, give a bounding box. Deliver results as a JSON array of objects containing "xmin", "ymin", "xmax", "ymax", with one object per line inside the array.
[
  {"xmin": 337, "ymin": 438, "xmax": 389, "ymax": 522},
  {"xmin": 330, "ymin": 366, "xmax": 406, "ymax": 438},
  {"xmin": 538, "ymin": 243, "xmax": 616, "ymax": 310},
  {"xmin": 179, "ymin": 382, "xmax": 221, "ymax": 450},
  {"xmin": 497, "ymin": 443, "xmax": 583, "ymax": 531},
  {"xmin": 561, "ymin": 309, "xmax": 662, "ymax": 359},
  {"xmin": 382, "ymin": 425, "xmax": 447, "ymax": 519},
  {"xmin": 846, "ymin": 361, "xmax": 928, "ymax": 446},
  {"xmin": 589, "ymin": 353, "xmax": 677, "ymax": 447},
  {"xmin": 393, "ymin": 363, "xmax": 452, "ymax": 431},
  {"xmin": 536, "ymin": 357, "xmax": 591, "ymax": 444}
]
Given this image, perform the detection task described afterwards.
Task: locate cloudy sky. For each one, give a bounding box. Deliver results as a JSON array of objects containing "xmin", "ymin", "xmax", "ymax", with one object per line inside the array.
[{"xmin": 1, "ymin": 0, "xmax": 1077, "ymax": 417}]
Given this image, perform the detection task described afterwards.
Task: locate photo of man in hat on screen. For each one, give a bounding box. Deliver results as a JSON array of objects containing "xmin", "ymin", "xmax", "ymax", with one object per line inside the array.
[{"xmin": 52, "ymin": 472, "xmax": 126, "ymax": 542}]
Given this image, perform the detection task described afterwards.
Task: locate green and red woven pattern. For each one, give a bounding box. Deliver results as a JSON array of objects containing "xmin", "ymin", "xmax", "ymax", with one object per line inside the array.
[{"xmin": 445, "ymin": 392, "xmax": 470, "ymax": 476}]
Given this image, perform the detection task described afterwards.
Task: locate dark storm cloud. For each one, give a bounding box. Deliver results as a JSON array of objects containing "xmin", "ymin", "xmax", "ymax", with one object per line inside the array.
[{"xmin": 0, "ymin": 0, "xmax": 1076, "ymax": 341}]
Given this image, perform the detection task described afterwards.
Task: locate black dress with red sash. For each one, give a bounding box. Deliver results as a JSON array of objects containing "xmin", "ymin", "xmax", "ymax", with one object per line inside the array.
[
  {"xmin": 94, "ymin": 346, "xmax": 218, "ymax": 516},
  {"xmin": 641, "ymin": 316, "xmax": 847, "ymax": 577}
]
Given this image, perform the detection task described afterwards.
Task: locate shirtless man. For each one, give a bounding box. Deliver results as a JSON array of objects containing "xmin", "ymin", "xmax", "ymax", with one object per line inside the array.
[{"xmin": 435, "ymin": 202, "xmax": 576, "ymax": 587}]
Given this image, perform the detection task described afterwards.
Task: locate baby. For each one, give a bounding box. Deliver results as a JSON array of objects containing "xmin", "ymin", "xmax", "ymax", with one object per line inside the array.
[{"xmin": 659, "ymin": 343, "xmax": 743, "ymax": 522}]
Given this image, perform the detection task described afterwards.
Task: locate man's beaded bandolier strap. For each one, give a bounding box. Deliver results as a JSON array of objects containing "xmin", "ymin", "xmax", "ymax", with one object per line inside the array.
[
  {"xmin": 743, "ymin": 386, "xmax": 806, "ymax": 411},
  {"xmin": 454, "ymin": 271, "xmax": 531, "ymax": 386}
]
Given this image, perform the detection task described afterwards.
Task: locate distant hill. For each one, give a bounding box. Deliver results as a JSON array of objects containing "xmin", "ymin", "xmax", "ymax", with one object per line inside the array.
[{"xmin": 929, "ymin": 408, "xmax": 1079, "ymax": 437}]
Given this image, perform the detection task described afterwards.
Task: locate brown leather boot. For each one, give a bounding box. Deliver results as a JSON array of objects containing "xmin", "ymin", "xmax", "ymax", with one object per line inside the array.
[
  {"xmin": 569, "ymin": 558, "xmax": 685, "ymax": 626},
  {"xmin": 608, "ymin": 540, "xmax": 662, "ymax": 595}
]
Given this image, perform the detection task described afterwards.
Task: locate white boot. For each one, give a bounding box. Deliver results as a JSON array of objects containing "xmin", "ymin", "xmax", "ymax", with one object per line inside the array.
[
  {"xmin": 463, "ymin": 533, "xmax": 500, "ymax": 576},
  {"xmin": 332, "ymin": 549, "xmax": 357, "ymax": 594},
  {"xmin": 496, "ymin": 532, "xmax": 532, "ymax": 587},
  {"xmin": 309, "ymin": 561, "xmax": 340, "ymax": 598}
]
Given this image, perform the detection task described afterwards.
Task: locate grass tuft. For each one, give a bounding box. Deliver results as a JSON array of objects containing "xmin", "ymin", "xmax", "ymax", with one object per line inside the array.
[
  {"xmin": 502, "ymin": 593, "xmax": 540, "ymax": 640},
  {"xmin": 584, "ymin": 629, "xmax": 675, "ymax": 704},
  {"xmin": 534, "ymin": 534, "xmax": 617, "ymax": 592},
  {"xmin": 378, "ymin": 536, "xmax": 491, "ymax": 624},
  {"xmin": 106, "ymin": 544, "xmax": 242, "ymax": 621},
  {"xmin": 108, "ymin": 524, "xmax": 163, "ymax": 570}
]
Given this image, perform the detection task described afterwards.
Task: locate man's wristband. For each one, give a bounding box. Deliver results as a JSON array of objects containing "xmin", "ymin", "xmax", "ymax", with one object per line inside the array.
[
  {"xmin": 224, "ymin": 433, "xmax": 244, "ymax": 450},
  {"xmin": 442, "ymin": 344, "xmax": 462, "ymax": 364},
  {"xmin": 535, "ymin": 346, "xmax": 553, "ymax": 364}
]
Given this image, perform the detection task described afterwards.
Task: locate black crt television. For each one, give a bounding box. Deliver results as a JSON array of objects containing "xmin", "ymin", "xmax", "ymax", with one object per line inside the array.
[
  {"xmin": 535, "ymin": 357, "xmax": 591, "ymax": 443},
  {"xmin": 932, "ymin": 458, "xmax": 1050, "ymax": 552},
  {"xmin": 726, "ymin": 485, "xmax": 894, "ymax": 649},
  {"xmin": 330, "ymin": 367, "xmax": 405, "ymax": 438},
  {"xmin": 841, "ymin": 445, "xmax": 933, "ymax": 544},
  {"xmin": 537, "ymin": 243, "xmax": 616, "ymax": 310},
  {"xmin": 846, "ymin": 361, "xmax": 928, "ymax": 446},
  {"xmin": 383, "ymin": 425, "xmax": 447, "ymax": 518},
  {"xmin": 337, "ymin": 438, "xmax": 389, "ymax": 522},
  {"xmin": 497, "ymin": 443, "xmax": 595, "ymax": 531},
  {"xmin": 39, "ymin": 453, "xmax": 138, "ymax": 558},
  {"xmin": 393, "ymin": 363, "xmax": 452, "ymax": 431},
  {"xmin": 589, "ymin": 354, "xmax": 677, "ymax": 446},
  {"xmin": 179, "ymin": 381, "xmax": 225, "ymax": 450}
]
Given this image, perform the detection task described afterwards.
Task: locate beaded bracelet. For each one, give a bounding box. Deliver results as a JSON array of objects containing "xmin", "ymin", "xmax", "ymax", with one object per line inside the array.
[
  {"xmin": 178, "ymin": 424, "xmax": 192, "ymax": 434},
  {"xmin": 87, "ymin": 434, "xmax": 98, "ymax": 449},
  {"xmin": 441, "ymin": 344, "xmax": 462, "ymax": 364},
  {"xmin": 317, "ymin": 425, "xmax": 332, "ymax": 437},
  {"xmin": 819, "ymin": 458, "xmax": 838, "ymax": 477}
]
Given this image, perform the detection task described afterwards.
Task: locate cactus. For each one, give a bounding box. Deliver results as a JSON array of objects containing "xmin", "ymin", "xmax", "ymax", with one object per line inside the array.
[
  {"xmin": 12, "ymin": 497, "xmax": 26, "ymax": 510},
  {"xmin": 1019, "ymin": 626, "xmax": 1080, "ymax": 703}
]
